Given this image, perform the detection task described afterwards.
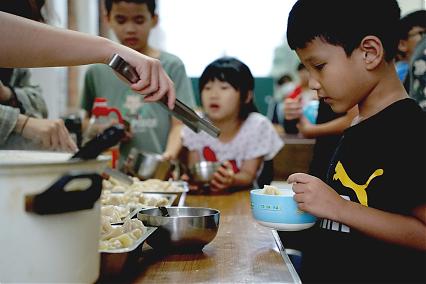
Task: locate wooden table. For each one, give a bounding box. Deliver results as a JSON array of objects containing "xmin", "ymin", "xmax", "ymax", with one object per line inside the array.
[{"xmin": 99, "ymin": 190, "xmax": 301, "ymax": 283}]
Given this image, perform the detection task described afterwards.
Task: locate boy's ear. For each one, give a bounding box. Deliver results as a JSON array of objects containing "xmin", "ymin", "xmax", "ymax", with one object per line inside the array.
[
  {"xmin": 103, "ymin": 11, "xmax": 111, "ymax": 25},
  {"xmin": 359, "ymin": 36, "xmax": 383, "ymax": 70},
  {"xmin": 151, "ymin": 14, "xmax": 159, "ymax": 28}
]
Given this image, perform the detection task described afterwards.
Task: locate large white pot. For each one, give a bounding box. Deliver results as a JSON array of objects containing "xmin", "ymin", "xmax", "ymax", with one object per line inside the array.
[{"xmin": 0, "ymin": 150, "xmax": 109, "ymax": 283}]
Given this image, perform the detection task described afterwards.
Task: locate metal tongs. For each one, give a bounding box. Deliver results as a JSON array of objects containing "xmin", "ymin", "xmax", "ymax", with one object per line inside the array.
[{"xmin": 108, "ymin": 54, "xmax": 221, "ymax": 138}]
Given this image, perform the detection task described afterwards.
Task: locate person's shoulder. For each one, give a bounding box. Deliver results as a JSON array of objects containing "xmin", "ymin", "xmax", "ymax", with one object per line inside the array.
[
  {"xmin": 246, "ymin": 112, "xmax": 271, "ymax": 123},
  {"xmin": 243, "ymin": 112, "xmax": 274, "ymax": 129},
  {"xmin": 85, "ymin": 63, "xmax": 111, "ymax": 76},
  {"xmin": 159, "ymin": 51, "xmax": 185, "ymax": 67}
]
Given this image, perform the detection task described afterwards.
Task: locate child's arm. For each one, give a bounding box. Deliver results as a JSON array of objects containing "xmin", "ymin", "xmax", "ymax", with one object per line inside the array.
[
  {"xmin": 297, "ymin": 105, "xmax": 358, "ymax": 138},
  {"xmin": 210, "ymin": 157, "xmax": 263, "ymax": 192},
  {"xmin": 163, "ymin": 118, "xmax": 183, "ymax": 160},
  {"xmin": 288, "ymin": 173, "xmax": 426, "ymax": 251}
]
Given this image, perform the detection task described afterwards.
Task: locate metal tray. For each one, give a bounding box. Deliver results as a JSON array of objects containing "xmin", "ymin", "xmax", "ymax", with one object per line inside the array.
[
  {"xmin": 102, "ymin": 192, "xmax": 177, "ymax": 209},
  {"xmin": 99, "ymin": 226, "xmax": 157, "ymax": 276},
  {"xmin": 99, "ymin": 226, "xmax": 157, "ymax": 254},
  {"xmin": 138, "ymin": 181, "xmax": 189, "ymax": 206}
]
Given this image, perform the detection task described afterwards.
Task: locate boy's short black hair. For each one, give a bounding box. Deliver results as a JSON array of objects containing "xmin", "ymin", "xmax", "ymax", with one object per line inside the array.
[
  {"xmin": 287, "ymin": 0, "xmax": 401, "ymax": 62},
  {"xmin": 104, "ymin": 0, "xmax": 156, "ymax": 16},
  {"xmin": 398, "ymin": 10, "xmax": 426, "ymax": 40},
  {"xmin": 199, "ymin": 57, "xmax": 258, "ymax": 120}
]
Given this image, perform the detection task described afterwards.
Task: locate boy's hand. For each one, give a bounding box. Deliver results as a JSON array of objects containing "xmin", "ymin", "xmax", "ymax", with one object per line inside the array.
[
  {"xmin": 287, "ymin": 173, "xmax": 346, "ymax": 220},
  {"xmin": 210, "ymin": 161, "xmax": 235, "ymax": 193}
]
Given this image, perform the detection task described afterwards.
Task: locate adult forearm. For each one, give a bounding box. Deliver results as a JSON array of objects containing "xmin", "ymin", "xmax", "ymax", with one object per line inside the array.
[{"xmin": 0, "ymin": 12, "xmax": 119, "ymax": 67}]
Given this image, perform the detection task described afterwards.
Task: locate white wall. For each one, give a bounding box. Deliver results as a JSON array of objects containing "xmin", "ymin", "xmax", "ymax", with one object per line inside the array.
[
  {"xmin": 150, "ymin": 0, "xmax": 297, "ymax": 77},
  {"xmin": 398, "ymin": 0, "xmax": 425, "ymax": 15}
]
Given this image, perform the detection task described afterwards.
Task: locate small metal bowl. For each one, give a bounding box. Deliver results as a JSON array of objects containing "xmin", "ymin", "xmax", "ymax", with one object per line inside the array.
[
  {"xmin": 137, "ymin": 207, "xmax": 220, "ymax": 253},
  {"xmin": 123, "ymin": 148, "xmax": 172, "ymax": 180},
  {"xmin": 189, "ymin": 161, "xmax": 221, "ymax": 184}
]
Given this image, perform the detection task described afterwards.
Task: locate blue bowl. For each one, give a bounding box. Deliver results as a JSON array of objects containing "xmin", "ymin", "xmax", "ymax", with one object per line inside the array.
[{"xmin": 250, "ymin": 188, "xmax": 317, "ymax": 231}]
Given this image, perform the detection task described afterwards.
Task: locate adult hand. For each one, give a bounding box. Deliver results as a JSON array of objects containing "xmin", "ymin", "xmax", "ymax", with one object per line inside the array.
[
  {"xmin": 283, "ymin": 97, "xmax": 303, "ymax": 120},
  {"xmin": 21, "ymin": 117, "xmax": 78, "ymax": 152},
  {"xmin": 0, "ymin": 80, "xmax": 12, "ymax": 102},
  {"xmin": 119, "ymin": 52, "xmax": 176, "ymax": 109},
  {"xmin": 287, "ymin": 173, "xmax": 347, "ymax": 220},
  {"xmin": 210, "ymin": 161, "xmax": 235, "ymax": 193}
]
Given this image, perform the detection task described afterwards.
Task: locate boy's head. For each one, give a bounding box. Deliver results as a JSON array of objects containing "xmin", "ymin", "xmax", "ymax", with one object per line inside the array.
[
  {"xmin": 397, "ymin": 10, "xmax": 426, "ymax": 60},
  {"xmin": 286, "ymin": 0, "xmax": 402, "ymax": 114},
  {"xmin": 104, "ymin": 0, "xmax": 157, "ymax": 52},
  {"xmin": 199, "ymin": 57, "xmax": 258, "ymax": 120},
  {"xmin": 287, "ymin": 0, "xmax": 400, "ymax": 62},
  {"xmin": 105, "ymin": 0, "xmax": 155, "ymax": 16}
]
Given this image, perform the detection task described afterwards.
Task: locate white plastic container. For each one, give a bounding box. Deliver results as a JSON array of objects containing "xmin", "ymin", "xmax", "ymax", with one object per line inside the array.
[{"xmin": 0, "ymin": 150, "xmax": 109, "ymax": 283}]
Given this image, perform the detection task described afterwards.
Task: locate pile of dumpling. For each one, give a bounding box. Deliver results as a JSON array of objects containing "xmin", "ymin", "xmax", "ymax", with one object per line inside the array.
[
  {"xmin": 99, "ymin": 217, "xmax": 146, "ymax": 250},
  {"xmin": 103, "ymin": 177, "xmax": 185, "ymax": 193}
]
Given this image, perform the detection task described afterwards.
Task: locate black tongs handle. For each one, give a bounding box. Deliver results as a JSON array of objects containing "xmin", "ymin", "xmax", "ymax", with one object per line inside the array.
[{"xmin": 71, "ymin": 125, "xmax": 125, "ymax": 160}]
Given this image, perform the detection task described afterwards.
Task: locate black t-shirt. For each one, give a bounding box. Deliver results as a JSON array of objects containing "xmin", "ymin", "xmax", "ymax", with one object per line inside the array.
[
  {"xmin": 309, "ymin": 100, "xmax": 345, "ymax": 181},
  {"xmin": 302, "ymin": 98, "xmax": 426, "ymax": 283}
]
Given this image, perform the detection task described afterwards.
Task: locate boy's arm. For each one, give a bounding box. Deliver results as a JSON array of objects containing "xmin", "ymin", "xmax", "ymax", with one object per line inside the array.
[
  {"xmin": 288, "ymin": 173, "xmax": 426, "ymax": 251},
  {"xmin": 337, "ymin": 199, "xmax": 426, "ymax": 251}
]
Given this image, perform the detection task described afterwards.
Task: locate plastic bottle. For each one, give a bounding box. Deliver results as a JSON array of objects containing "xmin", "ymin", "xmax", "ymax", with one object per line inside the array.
[{"xmin": 83, "ymin": 98, "xmax": 124, "ymax": 168}]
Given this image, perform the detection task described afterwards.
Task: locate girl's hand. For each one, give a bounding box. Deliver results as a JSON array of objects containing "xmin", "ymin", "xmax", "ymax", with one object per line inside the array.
[
  {"xmin": 20, "ymin": 116, "xmax": 78, "ymax": 152},
  {"xmin": 287, "ymin": 173, "xmax": 347, "ymax": 220},
  {"xmin": 210, "ymin": 161, "xmax": 235, "ymax": 193}
]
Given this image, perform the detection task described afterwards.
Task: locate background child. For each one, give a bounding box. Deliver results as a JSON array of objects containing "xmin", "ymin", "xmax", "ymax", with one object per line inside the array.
[
  {"xmin": 81, "ymin": 0, "xmax": 195, "ymax": 166},
  {"xmin": 281, "ymin": 62, "xmax": 318, "ymax": 134},
  {"xmin": 182, "ymin": 57, "xmax": 284, "ymax": 193},
  {"xmin": 396, "ymin": 10, "xmax": 426, "ymax": 89},
  {"xmin": 286, "ymin": 0, "xmax": 425, "ymax": 283}
]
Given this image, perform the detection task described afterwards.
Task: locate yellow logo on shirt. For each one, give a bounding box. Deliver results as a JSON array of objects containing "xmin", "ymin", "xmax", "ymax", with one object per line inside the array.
[{"xmin": 333, "ymin": 161, "xmax": 383, "ymax": 206}]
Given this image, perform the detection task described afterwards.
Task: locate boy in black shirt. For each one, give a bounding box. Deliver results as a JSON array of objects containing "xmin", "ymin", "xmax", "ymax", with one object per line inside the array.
[{"xmin": 286, "ymin": 0, "xmax": 426, "ymax": 282}]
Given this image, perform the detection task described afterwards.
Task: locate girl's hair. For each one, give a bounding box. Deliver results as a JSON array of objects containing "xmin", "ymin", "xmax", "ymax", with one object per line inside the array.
[{"xmin": 199, "ymin": 57, "xmax": 258, "ymax": 120}]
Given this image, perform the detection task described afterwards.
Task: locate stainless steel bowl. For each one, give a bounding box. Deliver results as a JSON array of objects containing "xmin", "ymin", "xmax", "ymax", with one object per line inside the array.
[
  {"xmin": 137, "ymin": 207, "xmax": 220, "ymax": 252},
  {"xmin": 189, "ymin": 161, "xmax": 221, "ymax": 184},
  {"xmin": 123, "ymin": 148, "xmax": 172, "ymax": 180}
]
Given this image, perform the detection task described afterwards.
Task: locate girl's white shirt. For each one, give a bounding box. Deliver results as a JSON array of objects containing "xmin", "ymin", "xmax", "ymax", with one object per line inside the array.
[{"xmin": 182, "ymin": 112, "xmax": 284, "ymax": 172}]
